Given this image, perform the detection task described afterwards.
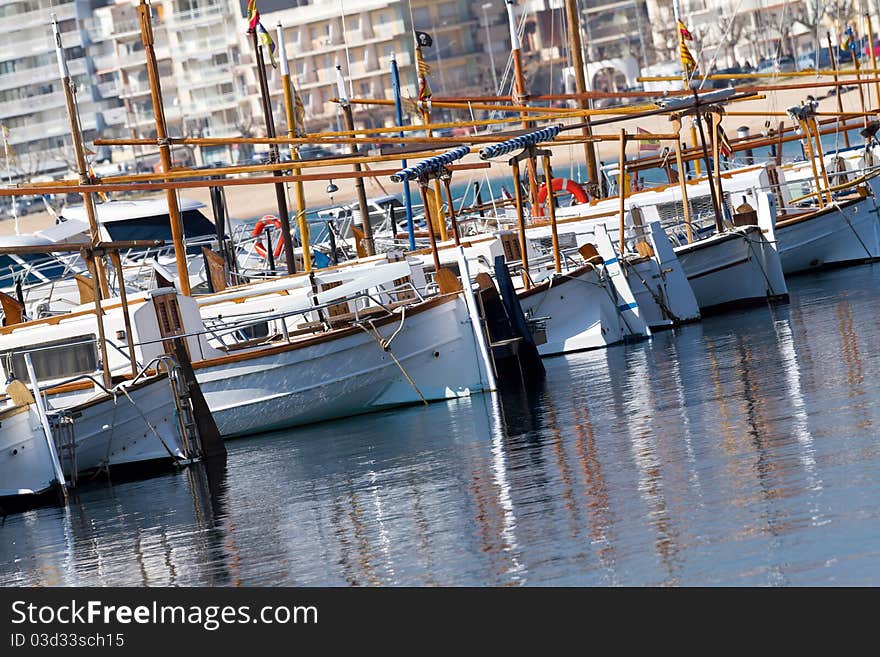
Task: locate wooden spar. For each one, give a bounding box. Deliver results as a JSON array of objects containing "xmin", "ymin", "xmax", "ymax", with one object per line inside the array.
[
  {"xmin": 852, "ymin": 44, "xmax": 869, "ymax": 130},
  {"xmin": 510, "ymin": 157, "xmax": 531, "ymax": 289},
  {"xmin": 691, "ymin": 93, "xmax": 724, "ymax": 233},
  {"xmin": 542, "ymin": 153, "xmax": 562, "ymax": 274},
  {"xmin": 83, "ymin": 253, "xmax": 112, "ymax": 389},
  {"xmin": 336, "ymin": 66, "xmax": 377, "ymax": 255},
  {"xmin": 626, "ymin": 116, "xmax": 865, "ymax": 171},
  {"xmin": 807, "ymin": 116, "xmax": 833, "ymax": 205},
  {"xmin": 710, "ymin": 112, "xmax": 724, "ymax": 222},
  {"xmin": 250, "ymin": 27, "xmax": 295, "ymax": 274},
  {"xmin": 617, "ymin": 129, "xmax": 627, "ymax": 253},
  {"xmin": 506, "ymin": 0, "xmax": 540, "ymax": 216},
  {"xmin": 868, "ymin": 12, "xmax": 880, "ymax": 110},
  {"xmin": 671, "ymin": 119, "xmax": 693, "ymax": 243},
  {"xmin": 52, "ymin": 16, "xmax": 110, "ymax": 300},
  {"xmin": 828, "ymin": 31, "xmax": 851, "ymax": 148},
  {"xmin": 0, "ymin": 240, "xmax": 164, "ymax": 255},
  {"xmin": 138, "ymin": 0, "xmax": 190, "ymax": 296},
  {"xmin": 0, "ymin": 163, "xmax": 491, "ymax": 198},
  {"xmin": 440, "ymin": 173, "xmax": 461, "ymax": 246},
  {"xmin": 416, "ymin": 180, "xmax": 442, "ymax": 275},
  {"xmin": 638, "ymin": 68, "xmax": 880, "ymax": 81},
  {"xmin": 343, "ymin": 97, "xmax": 646, "ymax": 115},
  {"xmin": 798, "ymin": 118, "xmax": 825, "ymax": 209},
  {"xmin": 108, "ymin": 251, "xmax": 138, "ymax": 377},
  {"xmin": 93, "ymin": 130, "xmax": 683, "ymax": 151},
  {"xmin": 564, "ymin": 0, "xmax": 599, "ymax": 197},
  {"xmin": 278, "ymin": 23, "xmax": 311, "ymax": 273}
]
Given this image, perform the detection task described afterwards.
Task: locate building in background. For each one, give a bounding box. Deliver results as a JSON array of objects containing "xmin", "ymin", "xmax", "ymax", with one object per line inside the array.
[{"xmin": 0, "ymin": 0, "xmax": 111, "ymax": 180}]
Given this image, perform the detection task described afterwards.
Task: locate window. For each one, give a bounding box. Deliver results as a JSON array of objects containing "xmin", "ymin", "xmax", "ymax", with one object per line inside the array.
[
  {"xmin": 3, "ymin": 336, "xmax": 98, "ymax": 383},
  {"xmin": 346, "ymin": 14, "xmax": 359, "ymax": 31}
]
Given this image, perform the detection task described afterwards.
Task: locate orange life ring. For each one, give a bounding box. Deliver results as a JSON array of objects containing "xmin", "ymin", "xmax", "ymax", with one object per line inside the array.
[
  {"xmin": 253, "ymin": 215, "xmax": 285, "ymax": 259},
  {"xmin": 534, "ymin": 178, "xmax": 589, "ymax": 216}
]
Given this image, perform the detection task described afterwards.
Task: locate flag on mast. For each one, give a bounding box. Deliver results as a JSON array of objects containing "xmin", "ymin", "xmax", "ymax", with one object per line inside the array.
[
  {"xmin": 247, "ymin": 0, "xmax": 260, "ymax": 30},
  {"xmin": 717, "ymin": 123, "xmax": 733, "ymax": 158},
  {"xmin": 414, "ymin": 31, "xmax": 433, "ymax": 104},
  {"xmin": 637, "ymin": 127, "xmax": 661, "ymax": 155},
  {"xmin": 678, "ymin": 19, "xmax": 697, "ymax": 77},
  {"xmin": 257, "ymin": 22, "xmax": 277, "ymax": 68}
]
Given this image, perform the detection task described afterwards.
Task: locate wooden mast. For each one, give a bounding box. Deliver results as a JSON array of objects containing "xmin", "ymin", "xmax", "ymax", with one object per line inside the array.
[
  {"xmin": 249, "ymin": 25, "xmax": 296, "ymax": 273},
  {"xmin": 506, "ymin": 0, "xmax": 540, "ymax": 215},
  {"xmin": 563, "ymin": 0, "xmax": 600, "ymax": 198},
  {"xmin": 53, "ymin": 15, "xmax": 112, "ymax": 388},
  {"xmin": 137, "ymin": 0, "xmax": 191, "ymax": 295},
  {"xmin": 277, "ymin": 23, "xmax": 311, "ymax": 272}
]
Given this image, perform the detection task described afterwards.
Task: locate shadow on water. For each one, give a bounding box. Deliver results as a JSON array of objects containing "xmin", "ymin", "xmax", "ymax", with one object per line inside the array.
[{"xmin": 5, "ymin": 265, "xmax": 880, "ymax": 584}]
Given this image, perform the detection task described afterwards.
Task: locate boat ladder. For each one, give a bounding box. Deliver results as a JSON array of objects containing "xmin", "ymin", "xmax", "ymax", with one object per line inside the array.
[
  {"xmin": 169, "ymin": 366, "xmax": 201, "ymax": 460},
  {"xmin": 50, "ymin": 412, "xmax": 77, "ymax": 488}
]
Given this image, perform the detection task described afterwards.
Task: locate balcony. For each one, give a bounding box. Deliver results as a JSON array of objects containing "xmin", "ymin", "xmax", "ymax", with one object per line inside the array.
[
  {"xmin": 96, "ymin": 80, "xmax": 119, "ymax": 98},
  {"xmin": 7, "ymin": 3, "xmax": 76, "ymax": 32},
  {"xmin": 0, "ymin": 58, "xmax": 86, "ymax": 91},
  {"xmin": 168, "ymin": 3, "xmax": 226, "ymax": 27},
  {"xmin": 101, "ymin": 106, "xmax": 129, "ymax": 126},
  {"xmin": 189, "ymin": 93, "xmax": 239, "ymax": 113},
  {"xmin": 180, "ymin": 65, "xmax": 234, "ymax": 89},
  {"xmin": 0, "ymin": 91, "xmax": 65, "ymax": 120},
  {"xmin": 8, "ymin": 114, "xmax": 97, "ymax": 146}
]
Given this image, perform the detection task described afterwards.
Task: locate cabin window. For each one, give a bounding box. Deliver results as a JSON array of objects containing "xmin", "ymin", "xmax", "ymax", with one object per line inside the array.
[{"xmin": 2, "ymin": 335, "xmax": 98, "ymax": 383}]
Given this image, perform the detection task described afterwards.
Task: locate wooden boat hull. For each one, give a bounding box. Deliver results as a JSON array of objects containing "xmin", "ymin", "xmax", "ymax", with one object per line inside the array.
[
  {"xmin": 0, "ymin": 405, "xmax": 59, "ymax": 500},
  {"xmin": 776, "ymin": 194, "xmax": 880, "ymax": 274},
  {"xmin": 193, "ymin": 295, "xmax": 490, "ymax": 437},
  {"xmin": 517, "ymin": 266, "xmax": 627, "ymax": 357},
  {"xmin": 674, "ymin": 225, "xmax": 789, "ymax": 314},
  {"xmin": 49, "ymin": 375, "xmax": 188, "ymax": 478}
]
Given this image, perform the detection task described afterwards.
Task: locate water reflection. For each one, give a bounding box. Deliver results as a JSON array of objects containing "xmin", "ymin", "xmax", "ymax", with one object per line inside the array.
[{"xmin": 5, "ymin": 266, "xmax": 880, "ymax": 585}]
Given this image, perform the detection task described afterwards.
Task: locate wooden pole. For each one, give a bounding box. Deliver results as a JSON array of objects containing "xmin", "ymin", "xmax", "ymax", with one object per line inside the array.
[
  {"xmin": 711, "ymin": 112, "xmax": 724, "ymax": 224},
  {"xmin": 510, "ymin": 157, "xmax": 531, "ymax": 289},
  {"xmin": 798, "ymin": 119, "xmax": 825, "ymax": 208},
  {"xmin": 852, "ymin": 44, "xmax": 869, "ymax": 130},
  {"xmin": 563, "ymin": 0, "xmax": 600, "ymax": 197},
  {"xmin": 506, "ymin": 0, "xmax": 540, "ymax": 215},
  {"xmin": 250, "ymin": 28, "xmax": 296, "ymax": 274},
  {"xmin": 827, "ymin": 31, "xmax": 851, "ymax": 148},
  {"xmin": 83, "ymin": 252, "xmax": 112, "ymax": 389},
  {"xmin": 417, "ymin": 180, "xmax": 442, "ymax": 275},
  {"xmin": 138, "ymin": 0, "xmax": 191, "ymax": 295},
  {"xmin": 542, "ymin": 153, "xmax": 563, "ymax": 274},
  {"xmin": 441, "ymin": 173, "xmax": 461, "ymax": 246},
  {"xmin": 277, "ymin": 23, "xmax": 311, "ymax": 272},
  {"xmin": 807, "ymin": 116, "xmax": 833, "ymax": 205},
  {"xmin": 867, "ymin": 13, "xmax": 880, "ymax": 110},
  {"xmin": 618, "ymin": 129, "xmax": 628, "ymax": 253},
  {"xmin": 108, "ymin": 251, "xmax": 138, "ymax": 377},
  {"xmin": 671, "ymin": 118, "xmax": 693, "ymax": 243},
  {"xmin": 692, "ymin": 95, "xmax": 724, "ymax": 233},
  {"xmin": 53, "ymin": 17, "xmax": 110, "ymax": 300}
]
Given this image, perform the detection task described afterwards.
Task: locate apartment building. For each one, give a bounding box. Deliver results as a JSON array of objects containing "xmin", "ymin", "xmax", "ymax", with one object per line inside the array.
[
  {"xmin": 0, "ymin": 0, "xmax": 111, "ymax": 179},
  {"xmin": 238, "ymin": 0, "xmax": 484, "ymax": 138},
  {"xmin": 88, "ymin": 0, "xmax": 246, "ymax": 166}
]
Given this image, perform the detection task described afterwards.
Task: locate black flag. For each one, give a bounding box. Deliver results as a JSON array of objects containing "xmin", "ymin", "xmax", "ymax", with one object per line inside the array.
[{"xmin": 415, "ymin": 31, "xmax": 433, "ymax": 47}]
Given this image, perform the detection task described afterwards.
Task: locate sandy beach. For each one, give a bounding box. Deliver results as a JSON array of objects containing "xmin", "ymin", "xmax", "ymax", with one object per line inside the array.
[{"xmin": 2, "ymin": 82, "xmax": 869, "ymax": 237}]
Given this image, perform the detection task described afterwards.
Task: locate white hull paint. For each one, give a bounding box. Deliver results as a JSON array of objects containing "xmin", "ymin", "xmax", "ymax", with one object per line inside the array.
[
  {"xmin": 518, "ymin": 266, "xmax": 628, "ymax": 357},
  {"xmin": 675, "ymin": 225, "xmax": 788, "ymax": 313},
  {"xmin": 48, "ymin": 376, "xmax": 188, "ymax": 478},
  {"xmin": 194, "ymin": 295, "xmax": 489, "ymax": 437},
  {"xmin": 776, "ymin": 193, "xmax": 880, "ymax": 274},
  {"xmin": 0, "ymin": 405, "xmax": 58, "ymax": 499}
]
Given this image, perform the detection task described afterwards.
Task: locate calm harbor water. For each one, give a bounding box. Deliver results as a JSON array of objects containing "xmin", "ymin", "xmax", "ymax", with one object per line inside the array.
[{"xmin": 4, "ymin": 263, "xmax": 880, "ymax": 586}]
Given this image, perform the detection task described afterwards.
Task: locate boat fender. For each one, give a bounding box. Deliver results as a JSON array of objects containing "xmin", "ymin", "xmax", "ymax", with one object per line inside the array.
[{"xmin": 253, "ymin": 215, "xmax": 285, "ymax": 259}]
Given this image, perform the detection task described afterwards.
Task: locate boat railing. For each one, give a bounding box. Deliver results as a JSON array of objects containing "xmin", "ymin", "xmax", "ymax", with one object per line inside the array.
[{"xmin": 137, "ymin": 282, "xmax": 427, "ymax": 353}]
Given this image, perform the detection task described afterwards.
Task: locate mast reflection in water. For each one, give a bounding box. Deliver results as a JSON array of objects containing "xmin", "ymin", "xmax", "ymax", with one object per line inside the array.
[{"xmin": 4, "ymin": 265, "xmax": 880, "ymax": 585}]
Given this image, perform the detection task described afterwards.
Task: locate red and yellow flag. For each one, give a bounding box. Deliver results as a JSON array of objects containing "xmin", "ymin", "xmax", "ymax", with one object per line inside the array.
[
  {"xmin": 678, "ymin": 20, "xmax": 697, "ymax": 76},
  {"xmin": 247, "ymin": 0, "xmax": 259, "ymax": 30}
]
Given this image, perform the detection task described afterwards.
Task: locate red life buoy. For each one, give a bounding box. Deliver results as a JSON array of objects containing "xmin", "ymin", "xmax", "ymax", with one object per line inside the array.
[
  {"xmin": 252, "ymin": 215, "xmax": 285, "ymax": 259},
  {"xmin": 534, "ymin": 178, "xmax": 589, "ymax": 216}
]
